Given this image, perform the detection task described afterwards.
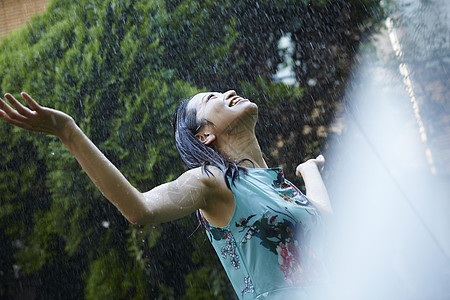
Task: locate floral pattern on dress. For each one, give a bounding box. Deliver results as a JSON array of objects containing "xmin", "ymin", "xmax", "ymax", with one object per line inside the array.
[
  {"xmin": 235, "ymin": 206, "xmax": 323, "ymax": 286},
  {"xmin": 272, "ymin": 169, "xmax": 308, "ymax": 205},
  {"xmin": 211, "ymin": 227, "xmax": 240, "ymax": 270},
  {"xmin": 241, "ymin": 276, "xmax": 255, "ymax": 296}
]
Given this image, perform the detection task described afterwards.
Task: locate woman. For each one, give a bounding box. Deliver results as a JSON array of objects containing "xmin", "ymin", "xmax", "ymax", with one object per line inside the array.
[{"xmin": 0, "ymin": 90, "xmax": 331, "ymax": 299}]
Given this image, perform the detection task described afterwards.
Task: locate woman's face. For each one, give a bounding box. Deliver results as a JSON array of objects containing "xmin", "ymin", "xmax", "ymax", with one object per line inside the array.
[{"xmin": 187, "ymin": 90, "xmax": 258, "ymax": 137}]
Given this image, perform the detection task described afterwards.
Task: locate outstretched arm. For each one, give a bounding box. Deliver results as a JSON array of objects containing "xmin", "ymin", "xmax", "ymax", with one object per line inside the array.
[
  {"xmin": 0, "ymin": 92, "xmax": 211, "ymax": 225},
  {"xmin": 296, "ymin": 155, "xmax": 332, "ymax": 215}
]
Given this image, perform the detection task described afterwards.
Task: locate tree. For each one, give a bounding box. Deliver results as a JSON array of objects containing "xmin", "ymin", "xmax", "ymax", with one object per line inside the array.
[{"xmin": 0, "ymin": 0, "xmax": 199, "ymax": 298}]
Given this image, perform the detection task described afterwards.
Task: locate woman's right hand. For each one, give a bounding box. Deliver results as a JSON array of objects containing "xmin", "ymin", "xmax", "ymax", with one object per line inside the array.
[
  {"xmin": 295, "ymin": 154, "xmax": 332, "ymax": 214},
  {"xmin": 296, "ymin": 154, "xmax": 325, "ymax": 177},
  {"xmin": 0, "ymin": 92, "xmax": 76, "ymax": 141}
]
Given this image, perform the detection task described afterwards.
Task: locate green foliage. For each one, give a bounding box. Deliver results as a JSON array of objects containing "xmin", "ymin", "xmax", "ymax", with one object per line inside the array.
[
  {"xmin": 0, "ymin": 0, "xmax": 196, "ymax": 297},
  {"xmin": 0, "ymin": 0, "xmax": 383, "ymax": 298},
  {"xmin": 85, "ymin": 248, "xmax": 147, "ymax": 300},
  {"xmin": 163, "ymin": 0, "xmax": 240, "ymax": 89}
]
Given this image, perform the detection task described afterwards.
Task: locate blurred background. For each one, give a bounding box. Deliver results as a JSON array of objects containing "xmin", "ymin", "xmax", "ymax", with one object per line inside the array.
[{"xmin": 0, "ymin": 0, "xmax": 448, "ymax": 299}]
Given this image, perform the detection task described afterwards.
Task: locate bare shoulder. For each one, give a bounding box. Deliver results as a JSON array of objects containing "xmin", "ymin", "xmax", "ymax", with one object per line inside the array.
[
  {"xmin": 179, "ymin": 165, "xmax": 225, "ymax": 188},
  {"xmin": 175, "ymin": 166, "xmax": 230, "ymax": 201},
  {"xmin": 195, "ymin": 166, "xmax": 228, "ymax": 188}
]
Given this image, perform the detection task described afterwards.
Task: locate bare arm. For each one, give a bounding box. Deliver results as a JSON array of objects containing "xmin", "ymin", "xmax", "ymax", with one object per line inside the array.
[
  {"xmin": 0, "ymin": 92, "xmax": 211, "ymax": 225},
  {"xmin": 296, "ymin": 155, "xmax": 332, "ymax": 215}
]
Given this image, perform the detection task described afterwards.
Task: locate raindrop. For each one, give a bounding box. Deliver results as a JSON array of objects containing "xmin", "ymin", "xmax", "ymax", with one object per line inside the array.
[{"xmin": 307, "ymin": 78, "xmax": 317, "ymax": 86}]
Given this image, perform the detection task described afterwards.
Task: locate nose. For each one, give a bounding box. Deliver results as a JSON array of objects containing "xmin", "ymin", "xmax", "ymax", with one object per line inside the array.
[{"xmin": 223, "ymin": 90, "xmax": 237, "ymax": 100}]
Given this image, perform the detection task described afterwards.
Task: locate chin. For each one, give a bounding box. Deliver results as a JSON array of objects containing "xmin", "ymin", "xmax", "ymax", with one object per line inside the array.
[
  {"xmin": 239, "ymin": 100, "xmax": 258, "ymax": 111},
  {"xmin": 241, "ymin": 102, "xmax": 259, "ymax": 124},
  {"xmin": 247, "ymin": 101, "xmax": 259, "ymax": 116}
]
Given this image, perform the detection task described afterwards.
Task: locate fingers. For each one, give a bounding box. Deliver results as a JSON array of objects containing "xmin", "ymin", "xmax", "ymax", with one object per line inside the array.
[
  {"xmin": 313, "ymin": 155, "xmax": 325, "ymax": 170},
  {"xmin": 0, "ymin": 107, "xmax": 33, "ymax": 130},
  {"xmin": 21, "ymin": 92, "xmax": 42, "ymax": 112},
  {"xmin": 315, "ymin": 154, "xmax": 325, "ymax": 165},
  {"xmin": 4, "ymin": 93, "xmax": 35, "ymax": 116},
  {"xmin": 0, "ymin": 96, "xmax": 29, "ymax": 123},
  {"xmin": 295, "ymin": 154, "xmax": 326, "ymax": 177}
]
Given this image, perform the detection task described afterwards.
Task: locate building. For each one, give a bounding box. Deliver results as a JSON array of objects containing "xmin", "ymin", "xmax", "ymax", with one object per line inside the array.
[{"xmin": 0, "ymin": 0, "xmax": 48, "ymax": 37}]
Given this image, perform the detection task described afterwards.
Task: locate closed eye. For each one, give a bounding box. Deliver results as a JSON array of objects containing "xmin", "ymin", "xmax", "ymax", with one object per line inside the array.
[{"xmin": 206, "ymin": 94, "xmax": 215, "ymax": 102}]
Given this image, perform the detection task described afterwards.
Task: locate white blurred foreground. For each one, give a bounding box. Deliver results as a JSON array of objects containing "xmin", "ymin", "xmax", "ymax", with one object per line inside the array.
[{"xmin": 314, "ymin": 6, "xmax": 450, "ymax": 299}]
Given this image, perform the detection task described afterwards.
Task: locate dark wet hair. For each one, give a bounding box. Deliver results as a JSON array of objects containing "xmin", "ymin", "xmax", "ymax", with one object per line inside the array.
[{"xmin": 173, "ymin": 97, "xmax": 248, "ymax": 188}]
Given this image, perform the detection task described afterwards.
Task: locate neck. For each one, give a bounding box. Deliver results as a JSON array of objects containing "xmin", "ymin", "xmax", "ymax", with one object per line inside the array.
[{"xmin": 215, "ymin": 123, "xmax": 268, "ymax": 169}]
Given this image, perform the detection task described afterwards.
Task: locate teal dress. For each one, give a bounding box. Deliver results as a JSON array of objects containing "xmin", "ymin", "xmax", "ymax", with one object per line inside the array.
[{"xmin": 201, "ymin": 168, "xmax": 326, "ymax": 299}]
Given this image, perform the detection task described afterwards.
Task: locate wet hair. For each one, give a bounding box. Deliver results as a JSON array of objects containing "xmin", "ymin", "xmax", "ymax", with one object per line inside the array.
[{"xmin": 173, "ymin": 97, "xmax": 248, "ymax": 189}]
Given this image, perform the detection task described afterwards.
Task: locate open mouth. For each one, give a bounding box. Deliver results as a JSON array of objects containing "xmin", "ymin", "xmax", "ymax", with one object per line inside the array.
[{"xmin": 229, "ymin": 96, "xmax": 246, "ymax": 107}]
